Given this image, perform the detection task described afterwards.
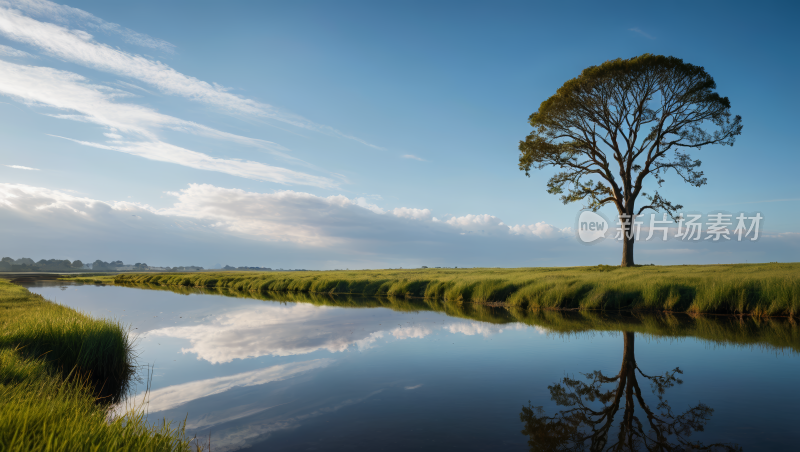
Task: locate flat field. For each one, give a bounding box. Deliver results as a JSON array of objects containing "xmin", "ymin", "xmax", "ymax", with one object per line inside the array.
[{"xmin": 115, "ymin": 263, "xmax": 800, "ymax": 317}]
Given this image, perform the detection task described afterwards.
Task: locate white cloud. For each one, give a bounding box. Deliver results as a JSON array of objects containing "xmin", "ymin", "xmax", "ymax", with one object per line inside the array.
[
  {"xmin": 122, "ymin": 359, "xmax": 332, "ymax": 415},
  {"xmin": 629, "ymin": 27, "xmax": 655, "ymax": 40},
  {"xmin": 444, "ymin": 322, "xmax": 503, "ymax": 337},
  {"xmin": 445, "ymin": 213, "xmax": 509, "ymax": 234},
  {"xmin": 353, "ymin": 197, "xmax": 385, "ymax": 214},
  {"xmin": 147, "ymin": 303, "xmax": 383, "ymax": 362},
  {"xmin": 3, "ymin": 182, "xmax": 794, "ymax": 269},
  {"xmin": 444, "ymin": 214, "xmax": 573, "ymax": 238},
  {"xmin": 390, "ymin": 326, "xmax": 432, "ymax": 340},
  {"xmin": 0, "ymin": 60, "xmax": 335, "ymax": 187},
  {"xmin": 0, "ymin": 60, "xmax": 285, "ymax": 150},
  {"xmin": 111, "ymin": 80, "xmax": 152, "ymax": 95},
  {"xmin": 401, "ymin": 154, "xmax": 426, "ymax": 161},
  {"xmin": 509, "ymin": 221, "xmax": 572, "ymax": 238},
  {"xmin": 392, "ymin": 207, "xmax": 432, "ymax": 221},
  {"xmin": 191, "ymin": 389, "xmax": 383, "ymax": 451},
  {"xmin": 0, "ymin": 6, "xmax": 380, "ymax": 148},
  {"xmin": 5, "ymin": 164, "xmax": 39, "ymax": 170},
  {"xmin": 0, "ymin": 43, "xmax": 35, "ymax": 57},
  {"xmin": 404, "ymin": 384, "xmax": 423, "ymax": 390},
  {"xmin": 160, "ymin": 184, "xmax": 394, "ymax": 245},
  {"xmin": 0, "ymin": 0, "xmax": 175, "ymax": 52},
  {"xmin": 145, "ymin": 302, "xmax": 471, "ymax": 363},
  {"xmin": 54, "ymin": 137, "xmax": 338, "ymax": 189}
]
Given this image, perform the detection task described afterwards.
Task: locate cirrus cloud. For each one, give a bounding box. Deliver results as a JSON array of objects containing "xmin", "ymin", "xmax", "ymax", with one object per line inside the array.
[{"xmin": 0, "ymin": 4, "xmax": 380, "ymax": 148}]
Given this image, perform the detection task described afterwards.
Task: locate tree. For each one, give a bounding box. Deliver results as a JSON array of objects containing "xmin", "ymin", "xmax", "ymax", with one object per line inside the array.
[
  {"xmin": 518, "ymin": 54, "xmax": 742, "ymax": 266},
  {"xmin": 72, "ymin": 260, "xmax": 84, "ymax": 268},
  {"xmin": 15, "ymin": 258, "xmax": 35, "ymax": 266},
  {"xmin": 520, "ymin": 332, "xmax": 741, "ymax": 451}
]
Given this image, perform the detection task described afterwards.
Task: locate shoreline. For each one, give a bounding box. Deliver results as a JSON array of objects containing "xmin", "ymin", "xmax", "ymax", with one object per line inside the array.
[
  {"xmin": 0, "ymin": 278, "xmax": 190, "ymax": 451},
  {"xmin": 110, "ymin": 263, "xmax": 800, "ymax": 318}
]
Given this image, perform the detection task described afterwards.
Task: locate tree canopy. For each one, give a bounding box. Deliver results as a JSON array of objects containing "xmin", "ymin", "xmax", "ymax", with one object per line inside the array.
[{"xmin": 518, "ymin": 54, "xmax": 742, "ymax": 266}]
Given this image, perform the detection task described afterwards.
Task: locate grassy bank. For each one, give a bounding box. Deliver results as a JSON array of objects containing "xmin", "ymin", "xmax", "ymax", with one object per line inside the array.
[
  {"xmin": 130, "ymin": 283, "xmax": 800, "ymax": 354},
  {"xmin": 0, "ymin": 279, "xmax": 190, "ymax": 451},
  {"xmin": 116, "ymin": 263, "xmax": 800, "ymax": 317},
  {"xmin": 59, "ymin": 273, "xmax": 117, "ymax": 284}
]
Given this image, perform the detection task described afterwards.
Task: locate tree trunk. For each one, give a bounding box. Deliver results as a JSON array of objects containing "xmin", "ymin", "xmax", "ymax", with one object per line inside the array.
[
  {"xmin": 621, "ymin": 233, "xmax": 635, "ymax": 267},
  {"xmin": 621, "ymin": 331, "xmax": 635, "ymax": 369}
]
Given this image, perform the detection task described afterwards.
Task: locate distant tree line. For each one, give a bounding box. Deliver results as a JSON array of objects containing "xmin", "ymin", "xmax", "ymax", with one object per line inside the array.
[
  {"xmin": 0, "ymin": 257, "xmax": 84, "ymax": 272},
  {"xmin": 222, "ymin": 265, "xmax": 273, "ymax": 271},
  {"xmin": 0, "ymin": 257, "xmax": 289, "ymax": 272},
  {"xmin": 0, "ymin": 257, "xmax": 154, "ymax": 272}
]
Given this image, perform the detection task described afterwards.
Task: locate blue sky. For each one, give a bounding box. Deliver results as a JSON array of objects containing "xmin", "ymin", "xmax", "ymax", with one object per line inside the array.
[{"xmin": 0, "ymin": 0, "xmax": 798, "ymax": 268}]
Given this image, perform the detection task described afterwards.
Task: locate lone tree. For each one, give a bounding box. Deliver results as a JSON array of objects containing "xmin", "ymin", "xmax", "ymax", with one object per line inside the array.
[{"xmin": 518, "ymin": 54, "xmax": 742, "ymax": 266}]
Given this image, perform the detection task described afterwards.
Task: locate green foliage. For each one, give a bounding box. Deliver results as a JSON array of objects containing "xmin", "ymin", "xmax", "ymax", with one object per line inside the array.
[
  {"xmin": 115, "ymin": 263, "xmax": 800, "ymax": 317},
  {"xmin": 0, "ymin": 279, "xmax": 190, "ymax": 451},
  {"xmin": 517, "ymin": 54, "xmax": 743, "ymax": 266}
]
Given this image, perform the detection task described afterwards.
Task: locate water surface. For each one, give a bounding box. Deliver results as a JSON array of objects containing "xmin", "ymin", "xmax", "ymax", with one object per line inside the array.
[{"xmin": 24, "ymin": 281, "xmax": 800, "ymax": 451}]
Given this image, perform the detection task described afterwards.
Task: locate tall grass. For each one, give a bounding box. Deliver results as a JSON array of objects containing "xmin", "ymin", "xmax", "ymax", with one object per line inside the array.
[
  {"xmin": 115, "ymin": 263, "xmax": 800, "ymax": 317},
  {"xmin": 0, "ymin": 280, "xmax": 134, "ymax": 400},
  {"xmin": 109, "ymin": 282, "xmax": 800, "ymax": 354},
  {"xmin": 0, "ymin": 279, "xmax": 191, "ymax": 451}
]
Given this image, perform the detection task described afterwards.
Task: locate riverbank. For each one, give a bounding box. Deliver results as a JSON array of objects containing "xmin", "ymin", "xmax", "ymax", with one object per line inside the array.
[
  {"xmin": 123, "ymin": 283, "xmax": 800, "ymax": 353},
  {"xmin": 0, "ymin": 279, "xmax": 190, "ymax": 451},
  {"xmin": 115, "ymin": 263, "xmax": 800, "ymax": 317}
]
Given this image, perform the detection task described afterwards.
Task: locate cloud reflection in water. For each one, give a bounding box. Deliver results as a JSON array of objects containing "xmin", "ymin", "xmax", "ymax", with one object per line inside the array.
[{"xmin": 147, "ymin": 303, "xmax": 523, "ymax": 363}]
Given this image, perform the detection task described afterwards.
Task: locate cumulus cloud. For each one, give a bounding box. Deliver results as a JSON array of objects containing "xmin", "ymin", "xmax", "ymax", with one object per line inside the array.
[
  {"xmin": 2, "ymin": 182, "xmax": 796, "ymax": 269},
  {"xmin": 445, "ymin": 214, "xmax": 509, "ymax": 234},
  {"xmin": 160, "ymin": 184, "xmax": 393, "ymax": 245},
  {"xmin": 509, "ymin": 221, "xmax": 572, "ymax": 238},
  {"xmin": 392, "ymin": 207, "xmax": 432, "ymax": 221},
  {"xmin": 390, "ymin": 326, "xmax": 432, "ymax": 340},
  {"xmin": 0, "ymin": 5, "xmax": 379, "ymax": 148},
  {"xmin": 148, "ymin": 303, "xmax": 387, "ymax": 362},
  {"xmin": 444, "ymin": 322, "xmax": 507, "ymax": 337},
  {"xmin": 146, "ymin": 301, "xmax": 453, "ymax": 363}
]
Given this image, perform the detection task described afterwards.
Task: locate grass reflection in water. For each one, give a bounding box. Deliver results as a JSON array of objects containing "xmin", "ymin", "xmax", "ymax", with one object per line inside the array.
[{"xmin": 119, "ymin": 282, "xmax": 800, "ymax": 355}]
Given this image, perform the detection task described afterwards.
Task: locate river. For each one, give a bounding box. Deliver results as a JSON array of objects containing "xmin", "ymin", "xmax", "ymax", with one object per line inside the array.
[{"xmin": 22, "ymin": 280, "xmax": 800, "ymax": 451}]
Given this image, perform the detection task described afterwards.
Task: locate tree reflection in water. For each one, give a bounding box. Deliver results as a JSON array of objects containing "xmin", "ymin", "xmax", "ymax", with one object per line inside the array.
[{"xmin": 520, "ymin": 332, "xmax": 741, "ymax": 451}]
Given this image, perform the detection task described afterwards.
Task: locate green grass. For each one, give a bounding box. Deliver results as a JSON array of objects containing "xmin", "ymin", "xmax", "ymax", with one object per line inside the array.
[
  {"xmin": 0, "ymin": 279, "xmax": 191, "ymax": 451},
  {"xmin": 116, "ymin": 263, "xmax": 800, "ymax": 317},
  {"xmin": 116, "ymin": 283, "xmax": 800, "ymax": 354},
  {"xmin": 59, "ymin": 274, "xmax": 117, "ymax": 284},
  {"xmin": 0, "ymin": 280, "xmax": 134, "ymax": 400}
]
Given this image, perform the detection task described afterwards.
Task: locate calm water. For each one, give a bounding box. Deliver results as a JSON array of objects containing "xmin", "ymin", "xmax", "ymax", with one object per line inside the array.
[{"xmin": 23, "ymin": 281, "xmax": 800, "ymax": 451}]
